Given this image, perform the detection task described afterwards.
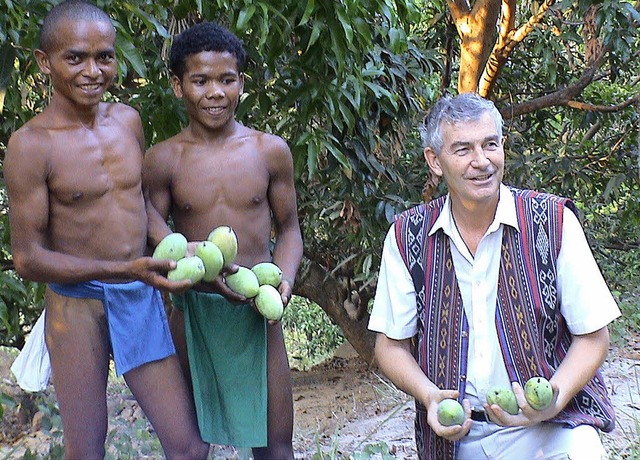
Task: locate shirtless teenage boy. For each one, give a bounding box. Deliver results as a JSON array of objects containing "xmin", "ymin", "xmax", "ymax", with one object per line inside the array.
[
  {"xmin": 144, "ymin": 22, "xmax": 303, "ymax": 459},
  {"xmin": 4, "ymin": 2, "xmax": 209, "ymax": 458}
]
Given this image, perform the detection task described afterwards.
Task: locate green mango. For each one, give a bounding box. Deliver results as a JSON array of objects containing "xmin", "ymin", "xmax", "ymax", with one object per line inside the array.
[
  {"xmin": 152, "ymin": 233, "xmax": 188, "ymax": 261},
  {"xmin": 207, "ymin": 226, "xmax": 238, "ymax": 266},
  {"xmin": 225, "ymin": 266, "xmax": 259, "ymax": 298},
  {"xmin": 524, "ymin": 376, "xmax": 553, "ymax": 410},
  {"xmin": 167, "ymin": 256, "xmax": 205, "ymax": 284},
  {"xmin": 437, "ymin": 399, "xmax": 465, "ymax": 426},
  {"xmin": 486, "ymin": 386, "xmax": 519, "ymax": 415},
  {"xmin": 195, "ymin": 241, "xmax": 224, "ymax": 282},
  {"xmin": 251, "ymin": 262, "xmax": 283, "ymax": 287},
  {"xmin": 255, "ymin": 284, "xmax": 284, "ymax": 321}
]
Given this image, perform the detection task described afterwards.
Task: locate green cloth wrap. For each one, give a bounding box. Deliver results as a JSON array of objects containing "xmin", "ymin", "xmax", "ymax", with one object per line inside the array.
[{"xmin": 172, "ymin": 290, "xmax": 267, "ymax": 447}]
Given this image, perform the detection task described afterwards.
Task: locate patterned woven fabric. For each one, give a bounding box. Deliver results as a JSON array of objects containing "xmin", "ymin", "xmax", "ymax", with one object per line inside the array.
[{"xmin": 394, "ymin": 187, "xmax": 615, "ymax": 460}]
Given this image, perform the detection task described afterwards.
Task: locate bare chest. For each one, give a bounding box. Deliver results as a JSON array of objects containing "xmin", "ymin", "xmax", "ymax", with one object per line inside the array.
[{"xmin": 47, "ymin": 128, "xmax": 142, "ymax": 205}]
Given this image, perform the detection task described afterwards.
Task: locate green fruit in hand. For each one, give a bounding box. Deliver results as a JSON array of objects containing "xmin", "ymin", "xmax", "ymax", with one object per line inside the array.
[
  {"xmin": 225, "ymin": 266, "xmax": 260, "ymax": 298},
  {"xmin": 207, "ymin": 226, "xmax": 238, "ymax": 266},
  {"xmin": 255, "ymin": 284, "xmax": 284, "ymax": 321},
  {"xmin": 195, "ymin": 241, "xmax": 224, "ymax": 282},
  {"xmin": 168, "ymin": 256, "xmax": 205, "ymax": 283},
  {"xmin": 153, "ymin": 233, "xmax": 188, "ymax": 261},
  {"xmin": 437, "ymin": 399, "xmax": 465, "ymax": 426},
  {"xmin": 524, "ymin": 376, "xmax": 553, "ymax": 410},
  {"xmin": 251, "ymin": 262, "xmax": 283, "ymax": 287},
  {"xmin": 486, "ymin": 386, "xmax": 519, "ymax": 415}
]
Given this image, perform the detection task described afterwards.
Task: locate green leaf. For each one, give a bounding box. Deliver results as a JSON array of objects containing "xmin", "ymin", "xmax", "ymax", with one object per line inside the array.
[
  {"xmin": 299, "ymin": 0, "xmax": 315, "ymax": 26},
  {"xmin": 236, "ymin": 5, "xmax": 256, "ymax": 31},
  {"xmin": 0, "ymin": 41, "xmax": 15, "ymax": 89},
  {"xmin": 116, "ymin": 35, "xmax": 146, "ymax": 78}
]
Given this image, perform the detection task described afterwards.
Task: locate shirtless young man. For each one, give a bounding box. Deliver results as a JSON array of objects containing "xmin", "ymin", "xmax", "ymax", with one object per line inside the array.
[
  {"xmin": 4, "ymin": 1, "xmax": 209, "ymax": 458},
  {"xmin": 144, "ymin": 22, "xmax": 303, "ymax": 459}
]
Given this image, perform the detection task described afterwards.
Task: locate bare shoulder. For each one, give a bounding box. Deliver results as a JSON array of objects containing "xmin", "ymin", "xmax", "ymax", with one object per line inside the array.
[
  {"xmin": 6, "ymin": 116, "xmax": 53, "ymax": 165},
  {"xmin": 248, "ymin": 128, "xmax": 291, "ymax": 159},
  {"xmin": 144, "ymin": 130, "xmax": 187, "ymax": 174},
  {"xmin": 104, "ymin": 101, "xmax": 140, "ymax": 122}
]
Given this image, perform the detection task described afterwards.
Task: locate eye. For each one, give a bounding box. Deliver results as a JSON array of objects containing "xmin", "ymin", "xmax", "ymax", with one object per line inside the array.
[
  {"xmin": 485, "ymin": 141, "xmax": 499, "ymax": 150},
  {"xmin": 222, "ymin": 77, "xmax": 236, "ymax": 85},
  {"xmin": 67, "ymin": 54, "xmax": 81, "ymax": 64},
  {"xmin": 98, "ymin": 52, "xmax": 114, "ymax": 63},
  {"xmin": 454, "ymin": 147, "xmax": 469, "ymax": 156}
]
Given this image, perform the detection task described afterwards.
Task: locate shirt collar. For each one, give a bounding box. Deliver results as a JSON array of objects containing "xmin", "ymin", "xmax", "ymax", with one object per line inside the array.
[{"xmin": 428, "ymin": 184, "xmax": 520, "ymax": 237}]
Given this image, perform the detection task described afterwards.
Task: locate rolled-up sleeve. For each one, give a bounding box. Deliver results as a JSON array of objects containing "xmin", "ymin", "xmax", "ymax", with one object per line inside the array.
[
  {"xmin": 557, "ymin": 208, "xmax": 621, "ymax": 335},
  {"xmin": 368, "ymin": 225, "xmax": 418, "ymax": 340}
]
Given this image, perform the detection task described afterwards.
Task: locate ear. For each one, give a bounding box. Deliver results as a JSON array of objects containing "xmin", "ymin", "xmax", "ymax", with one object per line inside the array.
[
  {"xmin": 238, "ymin": 72, "xmax": 245, "ymax": 95},
  {"xmin": 424, "ymin": 147, "xmax": 443, "ymax": 177},
  {"xmin": 171, "ymin": 75, "xmax": 183, "ymax": 98},
  {"xmin": 34, "ymin": 49, "xmax": 51, "ymax": 75}
]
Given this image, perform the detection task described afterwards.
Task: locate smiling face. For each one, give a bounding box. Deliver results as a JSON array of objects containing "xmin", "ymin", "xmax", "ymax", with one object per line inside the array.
[
  {"xmin": 171, "ymin": 51, "xmax": 244, "ymax": 134},
  {"xmin": 35, "ymin": 19, "xmax": 117, "ymax": 109},
  {"xmin": 425, "ymin": 111, "xmax": 504, "ymax": 210}
]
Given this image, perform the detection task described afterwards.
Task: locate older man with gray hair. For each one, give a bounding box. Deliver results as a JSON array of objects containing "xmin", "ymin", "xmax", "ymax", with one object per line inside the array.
[{"xmin": 369, "ymin": 92, "xmax": 620, "ymax": 459}]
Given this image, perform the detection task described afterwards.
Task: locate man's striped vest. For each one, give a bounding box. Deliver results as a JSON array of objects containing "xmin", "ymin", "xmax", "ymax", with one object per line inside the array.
[{"xmin": 394, "ymin": 187, "xmax": 615, "ymax": 460}]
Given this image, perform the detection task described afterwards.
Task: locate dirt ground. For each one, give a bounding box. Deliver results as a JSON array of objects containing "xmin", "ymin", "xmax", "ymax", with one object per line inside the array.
[{"xmin": 0, "ymin": 337, "xmax": 638, "ymax": 459}]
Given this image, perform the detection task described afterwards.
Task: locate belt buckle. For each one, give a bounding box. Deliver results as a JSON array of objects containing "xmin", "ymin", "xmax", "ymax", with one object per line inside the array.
[{"xmin": 471, "ymin": 407, "xmax": 490, "ymax": 423}]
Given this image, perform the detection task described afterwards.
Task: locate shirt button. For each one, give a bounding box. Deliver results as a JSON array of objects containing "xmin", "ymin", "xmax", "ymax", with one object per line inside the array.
[
  {"xmin": 461, "ymin": 331, "xmax": 468, "ymax": 338},
  {"xmin": 460, "ymin": 375, "xmax": 466, "ymax": 381}
]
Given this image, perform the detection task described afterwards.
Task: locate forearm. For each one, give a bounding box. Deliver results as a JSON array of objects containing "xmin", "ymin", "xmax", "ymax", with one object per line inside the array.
[
  {"xmin": 271, "ymin": 226, "xmax": 303, "ymax": 286},
  {"xmin": 550, "ymin": 327, "xmax": 610, "ymax": 410},
  {"xmin": 13, "ymin": 246, "xmax": 131, "ymax": 284},
  {"xmin": 374, "ymin": 334, "xmax": 440, "ymax": 407}
]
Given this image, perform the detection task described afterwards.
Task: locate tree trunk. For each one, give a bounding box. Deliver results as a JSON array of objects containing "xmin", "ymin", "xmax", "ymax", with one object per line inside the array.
[{"xmin": 294, "ymin": 257, "xmax": 376, "ymax": 364}]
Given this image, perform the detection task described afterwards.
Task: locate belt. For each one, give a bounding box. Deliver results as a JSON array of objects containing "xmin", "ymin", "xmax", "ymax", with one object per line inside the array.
[{"xmin": 470, "ymin": 408, "xmax": 491, "ymax": 423}]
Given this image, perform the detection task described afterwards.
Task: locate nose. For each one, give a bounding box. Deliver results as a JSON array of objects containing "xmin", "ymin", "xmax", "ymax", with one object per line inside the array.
[
  {"xmin": 471, "ymin": 146, "xmax": 491, "ymax": 166},
  {"xmin": 83, "ymin": 59, "xmax": 100, "ymax": 78},
  {"xmin": 206, "ymin": 82, "xmax": 224, "ymax": 99}
]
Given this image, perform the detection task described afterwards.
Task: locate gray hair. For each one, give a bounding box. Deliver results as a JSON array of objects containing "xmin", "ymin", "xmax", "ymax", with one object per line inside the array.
[{"xmin": 420, "ymin": 93, "xmax": 503, "ymax": 154}]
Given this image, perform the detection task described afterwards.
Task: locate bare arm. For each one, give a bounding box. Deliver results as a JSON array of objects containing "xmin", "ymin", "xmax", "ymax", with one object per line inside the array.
[
  {"xmin": 6, "ymin": 125, "xmax": 185, "ymax": 290},
  {"xmin": 266, "ymin": 136, "xmax": 303, "ymax": 305},
  {"xmin": 375, "ymin": 334, "xmax": 472, "ymax": 440},
  {"xmin": 143, "ymin": 144, "xmax": 175, "ymax": 248},
  {"xmin": 487, "ymin": 327, "xmax": 610, "ymax": 426}
]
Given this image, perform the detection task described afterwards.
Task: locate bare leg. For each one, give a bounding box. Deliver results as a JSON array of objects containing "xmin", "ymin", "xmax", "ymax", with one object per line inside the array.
[
  {"xmin": 124, "ymin": 355, "xmax": 209, "ymax": 460},
  {"xmin": 169, "ymin": 307, "xmax": 192, "ymax": 388},
  {"xmin": 253, "ymin": 322, "xmax": 294, "ymax": 460},
  {"xmin": 45, "ymin": 288, "xmax": 111, "ymax": 460}
]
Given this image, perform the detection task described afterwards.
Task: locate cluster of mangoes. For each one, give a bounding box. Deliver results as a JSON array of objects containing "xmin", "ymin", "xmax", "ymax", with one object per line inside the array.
[
  {"xmin": 436, "ymin": 376, "xmax": 553, "ymax": 426},
  {"xmin": 152, "ymin": 226, "xmax": 285, "ymax": 321}
]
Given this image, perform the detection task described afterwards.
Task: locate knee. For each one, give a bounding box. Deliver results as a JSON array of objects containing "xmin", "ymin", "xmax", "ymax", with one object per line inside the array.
[
  {"xmin": 165, "ymin": 441, "xmax": 209, "ymax": 460},
  {"xmin": 253, "ymin": 442, "xmax": 294, "ymax": 460}
]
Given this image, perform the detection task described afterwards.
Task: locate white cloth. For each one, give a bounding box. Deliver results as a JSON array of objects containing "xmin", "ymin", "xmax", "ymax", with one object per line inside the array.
[
  {"xmin": 11, "ymin": 311, "xmax": 51, "ymax": 392},
  {"xmin": 368, "ymin": 184, "xmax": 621, "ymax": 406},
  {"xmin": 458, "ymin": 422, "xmax": 605, "ymax": 459}
]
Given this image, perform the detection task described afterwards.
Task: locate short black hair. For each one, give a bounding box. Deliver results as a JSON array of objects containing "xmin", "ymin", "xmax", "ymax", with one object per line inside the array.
[
  {"xmin": 40, "ymin": 0, "xmax": 113, "ymax": 52},
  {"xmin": 169, "ymin": 21, "xmax": 247, "ymax": 79}
]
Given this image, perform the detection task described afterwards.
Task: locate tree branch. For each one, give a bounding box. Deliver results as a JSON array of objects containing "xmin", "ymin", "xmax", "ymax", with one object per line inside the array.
[
  {"xmin": 479, "ymin": 0, "xmax": 555, "ymax": 96},
  {"xmin": 567, "ymin": 93, "xmax": 640, "ymax": 112},
  {"xmin": 501, "ymin": 43, "xmax": 611, "ymax": 118}
]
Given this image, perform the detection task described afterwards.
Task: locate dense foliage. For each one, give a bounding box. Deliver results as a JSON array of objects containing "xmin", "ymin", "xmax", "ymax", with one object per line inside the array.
[{"xmin": 0, "ymin": 0, "xmax": 638, "ymax": 353}]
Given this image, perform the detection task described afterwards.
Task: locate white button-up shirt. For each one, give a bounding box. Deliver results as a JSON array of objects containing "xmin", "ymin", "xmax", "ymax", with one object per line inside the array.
[{"xmin": 368, "ymin": 184, "xmax": 621, "ymax": 406}]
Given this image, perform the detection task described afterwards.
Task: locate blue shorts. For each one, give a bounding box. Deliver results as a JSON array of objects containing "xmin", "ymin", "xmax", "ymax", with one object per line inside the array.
[{"xmin": 48, "ymin": 280, "xmax": 175, "ymax": 376}]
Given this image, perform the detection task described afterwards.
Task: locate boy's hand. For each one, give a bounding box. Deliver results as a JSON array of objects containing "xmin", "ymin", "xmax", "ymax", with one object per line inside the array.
[
  {"xmin": 278, "ymin": 277, "xmax": 294, "ymax": 307},
  {"xmin": 129, "ymin": 257, "xmax": 193, "ymax": 293}
]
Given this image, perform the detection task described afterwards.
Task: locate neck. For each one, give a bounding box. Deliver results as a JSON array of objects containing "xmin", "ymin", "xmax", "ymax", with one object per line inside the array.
[
  {"xmin": 449, "ymin": 194, "xmax": 499, "ymax": 256},
  {"xmin": 49, "ymin": 95, "xmax": 101, "ymax": 128}
]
